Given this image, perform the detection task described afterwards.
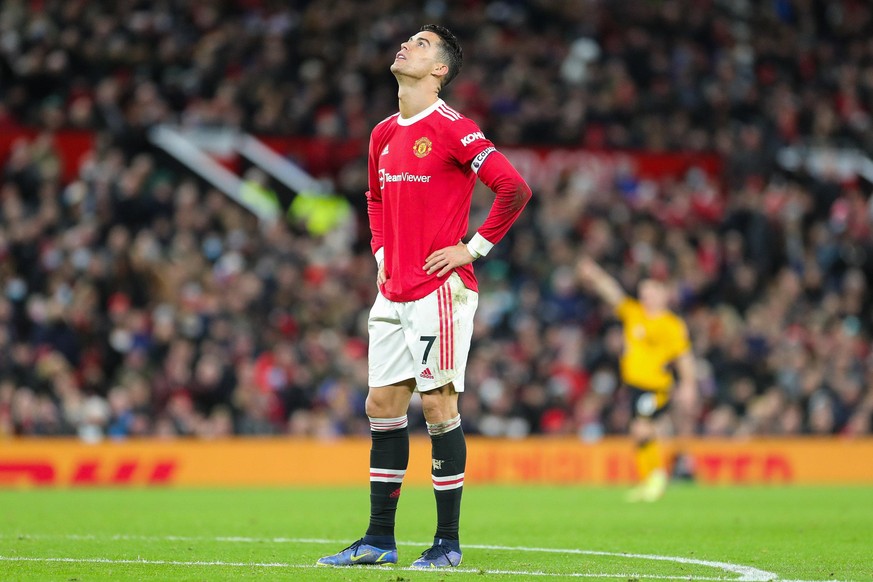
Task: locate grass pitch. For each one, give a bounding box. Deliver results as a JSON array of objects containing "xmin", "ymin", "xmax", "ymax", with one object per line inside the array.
[{"xmin": 1, "ymin": 484, "xmax": 871, "ymax": 581}]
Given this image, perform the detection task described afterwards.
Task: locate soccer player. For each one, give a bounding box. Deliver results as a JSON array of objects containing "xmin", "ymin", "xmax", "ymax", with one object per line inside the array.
[
  {"xmin": 317, "ymin": 24, "xmax": 531, "ymax": 568},
  {"xmin": 577, "ymin": 256, "xmax": 697, "ymax": 502}
]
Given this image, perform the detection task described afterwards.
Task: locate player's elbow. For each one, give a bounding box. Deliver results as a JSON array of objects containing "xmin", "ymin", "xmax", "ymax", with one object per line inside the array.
[
  {"xmin": 521, "ymin": 180, "xmax": 532, "ymax": 202},
  {"xmin": 512, "ymin": 179, "xmax": 532, "ymax": 211}
]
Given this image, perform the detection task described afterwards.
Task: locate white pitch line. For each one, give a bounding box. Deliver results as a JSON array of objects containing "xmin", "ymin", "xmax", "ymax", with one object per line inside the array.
[
  {"xmin": 467, "ymin": 543, "xmax": 774, "ymax": 582},
  {"xmin": 0, "ymin": 534, "xmax": 841, "ymax": 582},
  {"xmin": 0, "ymin": 557, "xmax": 293, "ymax": 568},
  {"xmin": 2, "ymin": 533, "xmax": 777, "ymax": 580},
  {"xmin": 0, "ymin": 556, "xmax": 765, "ymax": 580}
]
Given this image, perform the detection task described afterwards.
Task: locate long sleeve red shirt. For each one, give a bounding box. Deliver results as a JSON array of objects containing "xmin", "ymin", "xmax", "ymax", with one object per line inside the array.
[{"xmin": 367, "ymin": 98, "xmax": 531, "ymax": 302}]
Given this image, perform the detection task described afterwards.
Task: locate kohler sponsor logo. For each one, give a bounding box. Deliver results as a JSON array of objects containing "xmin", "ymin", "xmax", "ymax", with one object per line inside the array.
[{"xmin": 460, "ymin": 131, "xmax": 485, "ymax": 146}]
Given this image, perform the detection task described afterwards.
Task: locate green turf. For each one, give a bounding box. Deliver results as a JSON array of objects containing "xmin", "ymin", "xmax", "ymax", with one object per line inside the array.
[{"xmin": 0, "ymin": 484, "xmax": 871, "ymax": 581}]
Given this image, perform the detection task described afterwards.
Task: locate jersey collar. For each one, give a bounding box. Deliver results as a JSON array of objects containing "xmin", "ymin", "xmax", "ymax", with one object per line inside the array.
[{"xmin": 396, "ymin": 99, "xmax": 444, "ymax": 126}]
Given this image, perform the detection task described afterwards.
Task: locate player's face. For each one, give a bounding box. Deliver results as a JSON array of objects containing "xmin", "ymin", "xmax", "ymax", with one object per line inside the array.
[
  {"xmin": 391, "ymin": 31, "xmax": 445, "ymax": 80},
  {"xmin": 639, "ymin": 279, "xmax": 668, "ymax": 312}
]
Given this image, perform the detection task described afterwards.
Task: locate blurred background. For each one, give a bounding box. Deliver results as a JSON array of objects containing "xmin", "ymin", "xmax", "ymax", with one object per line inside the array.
[{"xmin": 1, "ymin": 0, "xmax": 872, "ymax": 451}]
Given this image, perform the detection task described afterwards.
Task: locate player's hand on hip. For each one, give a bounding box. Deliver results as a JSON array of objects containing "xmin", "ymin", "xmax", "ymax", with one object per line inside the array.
[
  {"xmin": 425, "ymin": 242, "xmax": 475, "ymax": 277},
  {"xmin": 377, "ymin": 261, "xmax": 388, "ymax": 286}
]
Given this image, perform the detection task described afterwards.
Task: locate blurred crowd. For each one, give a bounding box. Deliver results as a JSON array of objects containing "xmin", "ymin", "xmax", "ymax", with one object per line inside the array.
[
  {"xmin": 1, "ymin": 0, "xmax": 872, "ymax": 440},
  {"xmin": 3, "ymin": 0, "xmax": 873, "ymax": 152}
]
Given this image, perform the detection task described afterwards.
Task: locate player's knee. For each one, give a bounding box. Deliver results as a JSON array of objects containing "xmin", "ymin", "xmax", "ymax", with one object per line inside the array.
[
  {"xmin": 365, "ymin": 391, "xmax": 406, "ymax": 418},
  {"xmin": 365, "ymin": 381, "xmax": 415, "ymax": 418},
  {"xmin": 420, "ymin": 401, "xmax": 444, "ymax": 424},
  {"xmin": 420, "ymin": 386, "xmax": 458, "ymax": 424},
  {"xmin": 365, "ymin": 394, "xmax": 393, "ymax": 419},
  {"xmin": 364, "ymin": 396, "xmax": 380, "ymax": 418},
  {"xmin": 631, "ymin": 418, "xmax": 655, "ymax": 441}
]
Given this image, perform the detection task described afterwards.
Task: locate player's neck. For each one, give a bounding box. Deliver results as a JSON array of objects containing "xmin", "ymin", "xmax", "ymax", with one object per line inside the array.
[
  {"xmin": 396, "ymin": 83, "xmax": 440, "ymax": 120},
  {"xmin": 643, "ymin": 305, "xmax": 666, "ymax": 317}
]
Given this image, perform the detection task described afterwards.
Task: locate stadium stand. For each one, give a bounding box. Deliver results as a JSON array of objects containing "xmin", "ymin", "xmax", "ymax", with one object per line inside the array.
[{"xmin": 0, "ymin": 0, "xmax": 871, "ymax": 440}]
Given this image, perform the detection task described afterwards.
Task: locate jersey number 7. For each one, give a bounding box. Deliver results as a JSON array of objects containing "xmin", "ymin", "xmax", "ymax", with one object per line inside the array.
[{"xmin": 420, "ymin": 335, "xmax": 437, "ymax": 365}]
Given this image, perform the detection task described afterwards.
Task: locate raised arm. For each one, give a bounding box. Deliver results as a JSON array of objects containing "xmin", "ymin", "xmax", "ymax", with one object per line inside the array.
[{"xmin": 576, "ymin": 256, "xmax": 627, "ymax": 308}]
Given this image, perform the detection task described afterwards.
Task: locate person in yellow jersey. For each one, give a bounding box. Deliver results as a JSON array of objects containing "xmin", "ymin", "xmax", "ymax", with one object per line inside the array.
[{"xmin": 577, "ymin": 256, "xmax": 697, "ymax": 502}]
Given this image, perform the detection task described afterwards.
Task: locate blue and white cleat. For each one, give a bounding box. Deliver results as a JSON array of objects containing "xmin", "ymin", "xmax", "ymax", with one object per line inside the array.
[
  {"xmin": 411, "ymin": 539, "xmax": 462, "ymax": 568},
  {"xmin": 316, "ymin": 538, "xmax": 398, "ymax": 566}
]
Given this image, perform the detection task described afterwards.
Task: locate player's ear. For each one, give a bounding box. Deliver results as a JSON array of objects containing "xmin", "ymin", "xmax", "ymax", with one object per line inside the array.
[{"xmin": 432, "ymin": 62, "xmax": 449, "ymax": 83}]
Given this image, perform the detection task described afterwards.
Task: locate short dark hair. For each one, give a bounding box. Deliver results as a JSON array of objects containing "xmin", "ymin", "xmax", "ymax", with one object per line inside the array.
[{"xmin": 420, "ymin": 24, "xmax": 463, "ymax": 89}]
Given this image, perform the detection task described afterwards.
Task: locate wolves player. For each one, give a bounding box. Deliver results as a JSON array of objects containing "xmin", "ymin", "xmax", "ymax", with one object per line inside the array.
[
  {"xmin": 318, "ymin": 24, "xmax": 531, "ymax": 568},
  {"xmin": 577, "ymin": 256, "xmax": 697, "ymax": 502}
]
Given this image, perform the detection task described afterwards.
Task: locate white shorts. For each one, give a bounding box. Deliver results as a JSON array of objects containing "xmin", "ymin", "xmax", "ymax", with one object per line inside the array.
[{"xmin": 368, "ymin": 272, "xmax": 478, "ymax": 392}]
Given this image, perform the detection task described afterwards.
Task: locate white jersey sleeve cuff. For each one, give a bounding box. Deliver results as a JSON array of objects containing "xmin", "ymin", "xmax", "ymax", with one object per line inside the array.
[
  {"xmin": 374, "ymin": 247, "xmax": 384, "ymax": 266},
  {"xmin": 466, "ymin": 232, "xmax": 494, "ymax": 259}
]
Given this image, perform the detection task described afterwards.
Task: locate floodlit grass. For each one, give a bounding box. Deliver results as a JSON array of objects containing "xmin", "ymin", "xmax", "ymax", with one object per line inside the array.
[{"xmin": 1, "ymin": 484, "xmax": 872, "ymax": 580}]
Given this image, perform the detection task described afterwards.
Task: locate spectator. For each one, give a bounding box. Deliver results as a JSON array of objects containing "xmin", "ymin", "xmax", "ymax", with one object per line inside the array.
[{"xmin": 0, "ymin": 0, "xmax": 871, "ymax": 440}]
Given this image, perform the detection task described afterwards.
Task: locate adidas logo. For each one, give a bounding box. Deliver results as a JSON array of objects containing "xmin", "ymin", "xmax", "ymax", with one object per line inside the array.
[
  {"xmin": 381, "ymin": 144, "xmax": 390, "ymax": 156},
  {"xmin": 420, "ymin": 368, "xmax": 433, "ymax": 379}
]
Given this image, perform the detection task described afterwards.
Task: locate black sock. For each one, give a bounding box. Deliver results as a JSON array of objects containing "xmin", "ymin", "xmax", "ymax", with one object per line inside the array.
[
  {"xmin": 364, "ymin": 416, "xmax": 409, "ymax": 545},
  {"xmin": 428, "ymin": 415, "xmax": 465, "ymax": 544}
]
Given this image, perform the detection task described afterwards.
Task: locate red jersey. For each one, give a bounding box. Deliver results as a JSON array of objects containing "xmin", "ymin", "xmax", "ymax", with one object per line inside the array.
[{"xmin": 367, "ymin": 99, "xmax": 530, "ymax": 302}]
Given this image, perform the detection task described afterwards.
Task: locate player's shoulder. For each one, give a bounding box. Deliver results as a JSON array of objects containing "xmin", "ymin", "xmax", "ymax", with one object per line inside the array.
[
  {"xmin": 432, "ymin": 101, "xmax": 492, "ymax": 151},
  {"xmin": 433, "ymin": 101, "xmax": 482, "ymax": 131},
  {"xmin": 667, "ymin": 310, "xmax": 688, "ymax": 329},
  {"xmin": 373, "ymin": 112, "xmax": 401, "ymax": 132},
  {"xmin": 432, "ymin": 100, "xmax": 467, "ymax": 123},
  {"xmin": 659, "ymin": 310, "xmax": 688, "ymax": 336},
  {"xmin": 615, "ymin": 297, "xmax": 640, "ymax": 321},
  {"xmin": 618, "ymin": 297, "xmax": 642, "ymax": 312}
]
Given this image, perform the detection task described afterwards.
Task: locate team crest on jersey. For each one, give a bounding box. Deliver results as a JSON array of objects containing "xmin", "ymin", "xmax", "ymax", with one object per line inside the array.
[{"xmin": 413, "ymin": 136, "xmax": 433, "ymax": 158}]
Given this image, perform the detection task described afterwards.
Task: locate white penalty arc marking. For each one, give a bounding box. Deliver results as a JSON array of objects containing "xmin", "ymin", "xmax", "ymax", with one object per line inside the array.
[{"xmin": 0, "ymin": 534, "xmax": 832, "ymax": 582}]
